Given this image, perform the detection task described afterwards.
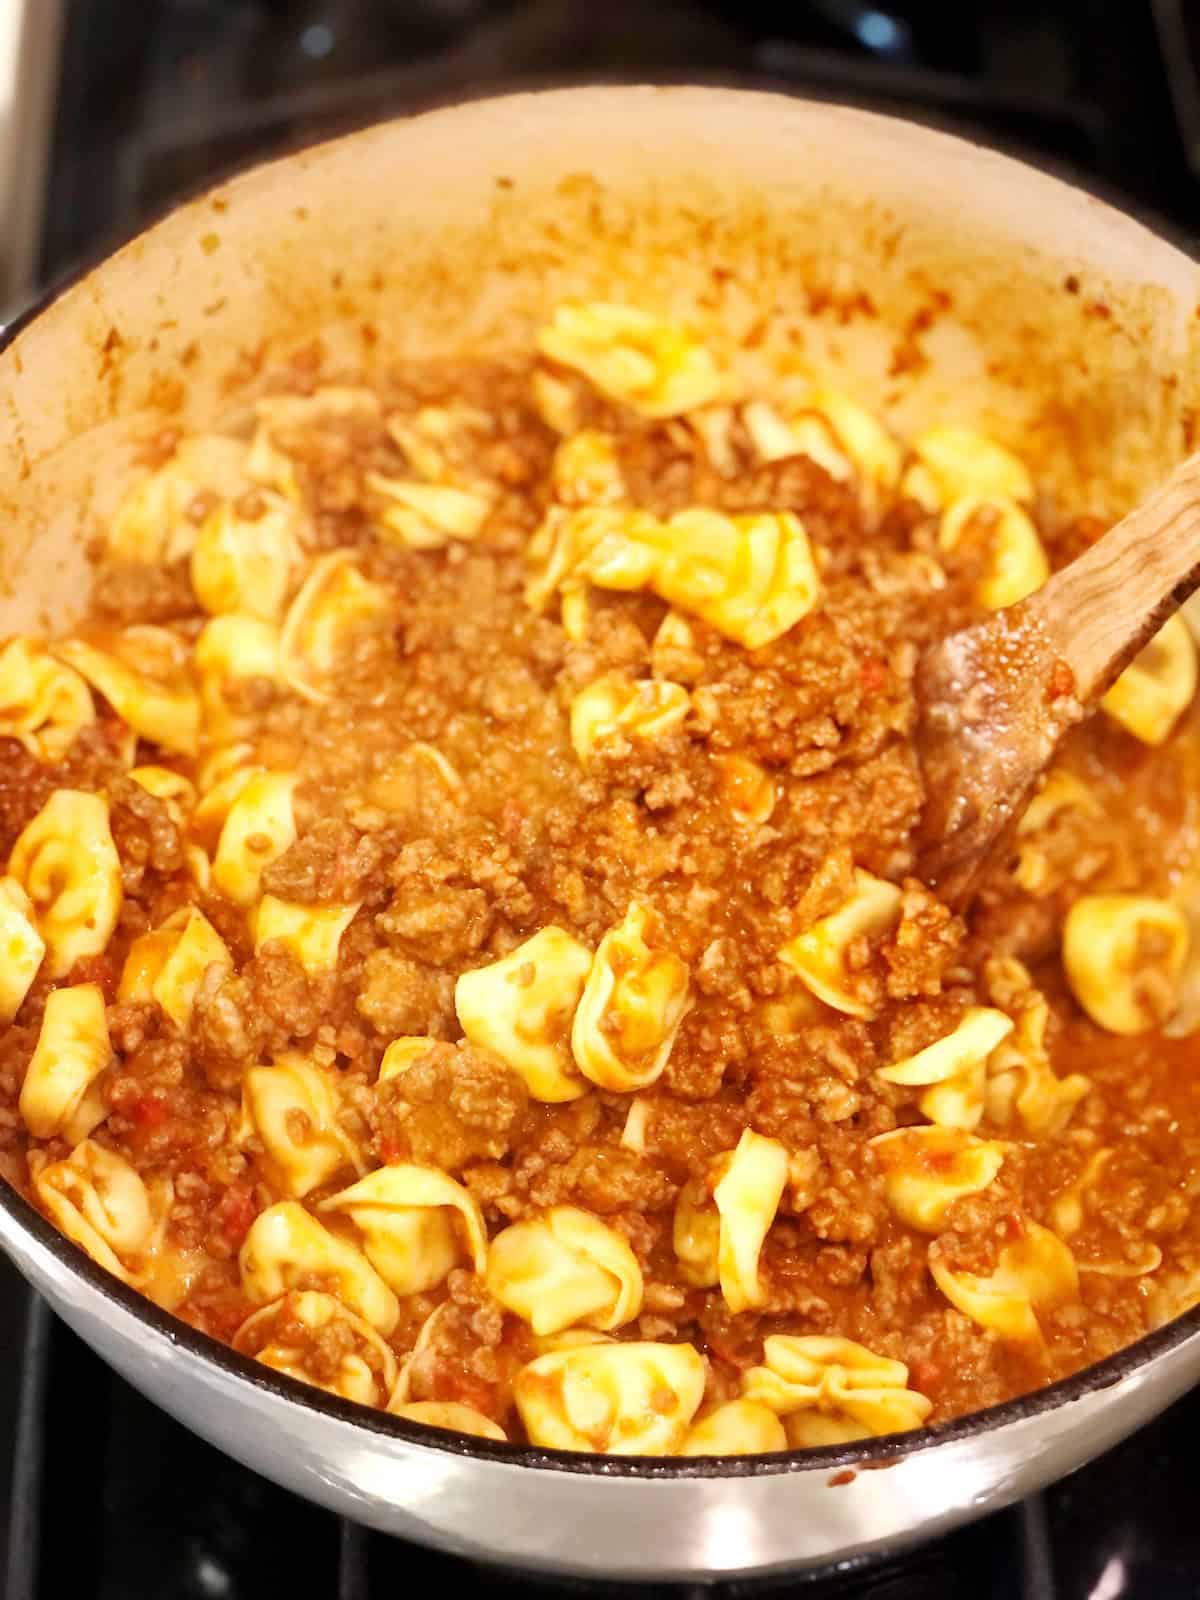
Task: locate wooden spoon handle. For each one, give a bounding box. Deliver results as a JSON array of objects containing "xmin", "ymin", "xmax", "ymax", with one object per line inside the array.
[{"xmin": 1027, "ymin": 448, "xmax": 1200, "ymax": 699}]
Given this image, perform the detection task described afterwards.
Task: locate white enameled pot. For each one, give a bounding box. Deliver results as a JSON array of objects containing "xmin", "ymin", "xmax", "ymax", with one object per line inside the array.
[{"xmin": 0, "ymin": 86, "xmax": 1198, "ymax": 1581}]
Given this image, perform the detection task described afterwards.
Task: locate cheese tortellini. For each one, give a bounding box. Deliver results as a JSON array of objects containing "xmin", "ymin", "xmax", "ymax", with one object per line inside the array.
[
  {"xmin": 389, "ymin": 1400, "xmax": 507, "ymax": 1442},
  {"xmin": 571, "ymin": 902, "xmax": 691, "ymax": 1092},
  {"xmin": 239, "ymin": 1201, "xmax": 399, "ymax": 1334},
  {"xmin": 742, "ymin": 1336, "xmax": 933, "ymax": 1446},
  {"xmin": 32, "ymin": 1140, "xmax": 158, "ymax": 1285},
  {"xmin": 9, "ymin": 790, "xmax": 122, "ymax": 978},
  {"xmin": 455, "ymin": 927, "xmax": 593, "ymax": 1102},
  {"xmin": 1102, "ymin": 614, "xmax": 1198, "ymax": 746},
  {"xmin": 715, "ymin": 754, "xmax": 776, "ymax": 826},
  {"xmin": 486, "ymin": 1206, "xmax": 643, "ymax": 1335},
  {"xmin": 871, "ymin": 1125, "xmax": 1006, "ymax": 1231},
  {"xmin": 712, "ymin": 1129, "xmax": 789, "ymax": 1313},
  {"xmin": 938, "ymin": 495, "xmax": 1050, "ymax": 610},
  {"xmin": 108, "ymin": 434, "xmax": 250, "ymax": 564},
  {"xmin": 254, "ymin": 896, "xmax": 359, "ymax": 974},
  {"xmin": 366, "ymin": 475, "xmax": 493, "ymax": 550},
  {"xmin": 0, "ymin": 639, "xmax": 94, "ymax": 761},
  {"xmin": 19, "ymin": 982, "xmax": 111, "ymax": 1141},
  {"xmin": 319, "ymin": 1164, "xmax": 487, "ymax": 1297},
  {"xmin": 551, "ymin": 429, "xmax": 625, "ymax": 506},
  {"xmin": 513, "ymin": 1340, "xmax": 706, "ymax": 1454},
  {"xmin": 191, "ymin": 496, "xmax": 301, "ymax": 622},
  {"xmin": 778, "ymin": 870, "xmax": 902, "ymax": 1018},
  {"xmin": 877, "ymin": 1007, "xmax": 1014, "ymax": 1131},
  {"xmin": 984, "ymin": 974, "xmax": 1091, "ymax": 1136},
  {"xmin": 528, "ymin": 505, "xmax": 819, "ymax": 651},
  {"xmin": 193, "ymin": 615, "xmax": 282, "ymax": 744},
  {"xmin": 234, "ymin": 1290, "xmax": 398, "ymax": 1407},
  {"xmin": 569, "ymin": 674, "xmax": 690, "ymax": 765},
  {"xmin": 537, "ymin": 303, "xmax": 723, "ymax": 418},
  {"xmin": 278, "ymin": 551, "xmax": 391, "ymax": 704},
  {"xmin": 0, "ymin": 877, "xmax": 45, "ymax": 1022},
  {"xmin": 211, "ymin": 771, "xmax": 298, "ymax": 907},
  {"xmin": 55, "ymin": 629, "xmax": 200, "ymax": 755},
  {"xmin": 238, "ymin": 1054, "xmax": 365, "ymax": 1198},
  {"xmin": 929, "ymin": 1220, "xmax": 1078, "ymax": 1344},
  {"xmin": 1063, "ymin": 894, "xmax": 1188, "ymax": 1035},
  {"xmin": 119, "ymin": 907, "xmax": 232, "ymax": 1030},
  {"xmin": 903, "ymin": 426, "xmax": 1033, "ymax": 510},
  {"xmin": 681, "ymin": 1399, "xmax": 787, "ymax": 1456}
]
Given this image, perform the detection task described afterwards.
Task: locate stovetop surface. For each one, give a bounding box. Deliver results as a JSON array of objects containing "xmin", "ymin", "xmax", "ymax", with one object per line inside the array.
[{"xmin": 10, "ymin": 3, "xmax": 1200, "ymax": 1594}]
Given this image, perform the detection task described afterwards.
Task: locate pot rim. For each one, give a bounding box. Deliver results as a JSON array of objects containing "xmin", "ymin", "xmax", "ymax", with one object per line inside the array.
[{"xmin": 4, "ymin": 82, "xmax": 1200, "ymax": 1481}]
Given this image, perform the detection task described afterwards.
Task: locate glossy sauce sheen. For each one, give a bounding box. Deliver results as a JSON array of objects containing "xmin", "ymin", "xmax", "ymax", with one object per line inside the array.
[{"xmin": 1, "ymin": 333, "xmax": 1199, "ymax": 1454}]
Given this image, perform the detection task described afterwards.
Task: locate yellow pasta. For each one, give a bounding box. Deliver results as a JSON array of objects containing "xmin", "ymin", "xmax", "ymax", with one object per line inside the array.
[
  {"xmin": 571, "ymin": 902, "xmax": 691, "ymax": 1092},
  {"xmin": 239, "ymin": 1054, "xmax": 364, "ymax": 1199},
  {"xmin": 929, "ymin": 1220, "xmax": 1078, "ymax": 1344},
  {"xmin": 108, "ymin": 434, "xmax": 250, "ymax": 564},
  {"xmin": 191, "ymin": 497, "xmax": 300, "ymax": 622},
  {"xmin": 673, "ymin": 1177, "xmax": 721, "ymax": 1289},
  {"xmin": 119, "ymin": 907, "xmax": 232, "ymax": 1030},
  {"xmin": 239, "ymin": 1201, "xmax": 399, "ymax": 1334},
  {"xmin": 9, "ymin": 789, "xmax": 122, "ymax": 979},
  {"xmin": 712, "ymin": 1129, "xmax": 789, "ymax": 1312},
  {"xmin": 513, "ymin": 1340, "xmax": 706, "ymax": 1454},
  {"xmin": 367, "ymin": 475, "xmax": 493, "ymax": 550},
  {"xmin": 0, "ymin": 639, "xmax": 94, "ymax": 761},
  {"xmin": 455, "ymin": 927, "xmax": 593, "ymax": 1102},
  {"xmin": 254, "ymin": 895, "xmax": 359, "ymax": 974},
  {"xmin": 278, "ymin": 551, "xmax": 391, "ymax": 704},
  {"xmin": 1062, "ymin": 894, "xmax": 1188, "ymax": 1034},
  {"xmin": 650, "ymin": 610, "xmax": 704, "ymax": 685},
  {"xmin": 778, "ymin": 869, "xmax": 902, "ymax": 1019},
  {"xmin": 128, "ymin": 764, "xmax": 198, "ymax": 822},
  {"xmin": 939, "ymin": 495, "xmax": 1050, "ymax": 609},
  {"xmin": 389, "ymin": 1400, "xmax": 507, "ymax": 1441},
  {"xmin": 485, "ymin": 1206, "xmax": 643, "ymax": 1335},
  {"xmin": 1102, "ymin": 614, "xmax": 1198, "ymax": 746},
  {"xmin": 377, "ymin": 1036, "xmax": 438, "ymax": 1081},
  {"xmin": 551, "ymin": 430, "xmax": 625, "ymax": 506},
  {"xmin": 0, "ymin": 877, "xmax": 45, "ymax": 1022},
  {"xmin": 877, "ymin": 1007, "xmax": 1014, "ymax": 1131},
  {"xmin": 211, "ymin": 771, "xmax": 298, "ymax": 907},
  {"xmin": 984, "ymin": 979, "xmax": 1091, "ymax": 1136},
  {"xmin": 537, "ymin": 303, "xmax": 722, "ymax": 418},
  {"xmin": 742, "ymin": 1335, "xmax": 933, "ymax": 1446},
  {"xmin": 319, "ymin": 1164, "xmax": 487, "ymax": 1296},
  {"xmin": 32, "ymin": 1140, "xmax": 157, "ymax": 1286},
  {"xmin": 681, "ymin": 1400, "xmax": 788, "ymax": 1456},
  {"xmin": 905, "ymin": 427, "xmax": 1033, "ymax": 509},
  {"xmin": 714, "ymin": 754, "xmax": 776, "ymax": 826},
  {"xmin": 1014, "ymin": 770, "xmax": 1102, "ymax": 895},
  {"xmin": 594, "ymin": 508, "xmax": 820, "ymax": 652},
  {"xmin": 193, "ymin": 615, "xmax": 282, "ymax": 744},
  {"xmin": 569, "ymin": 674, "xmax": 690, "ymax": 765},
  {"xmin": 870, "ymin": 1125, "xmax": 1006, "ymax": 1231},
  {"xmin": 234, "ymin": 1290, "xmax": 398, "ymax": 1407},
  {"xmin": 55, "ymin": 629, "xmax": 199, "ymax": 755},
  {"xmin": 741, "ymin": 399, "xmax": 852, "ymax": 482},
  {"xmin": 19, "ymin": 982, "xmax": 111, "ymax": 1141},
  {"xmin": 530, "ymin": 368, "xmax": 582, "ymax": 437},
  {"xmin": 385, "ymin": 402, "xmax": 493, "ymax": 486}
]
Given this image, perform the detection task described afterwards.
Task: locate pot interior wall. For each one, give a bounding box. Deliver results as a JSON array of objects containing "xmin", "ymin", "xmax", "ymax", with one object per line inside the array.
[{"xmin": 0, "ymin": 87, "xmax": 1196, "ymax": 636}]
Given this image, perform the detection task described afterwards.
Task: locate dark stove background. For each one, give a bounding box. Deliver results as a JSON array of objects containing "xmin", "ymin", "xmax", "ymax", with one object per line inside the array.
[{"xmin": 13, "ymin": 2, "xmax": 1200, "ymax": 1595}]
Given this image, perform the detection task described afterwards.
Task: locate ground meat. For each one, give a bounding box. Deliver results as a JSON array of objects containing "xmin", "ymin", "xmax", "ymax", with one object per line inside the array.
[
  {"xmin": 370, "ymin": 1041, "xmax": 528, "ymax": 1169},
  {"xmin": 6, "ymin": 346, "xmax": 1196, "ymax": 1452}
]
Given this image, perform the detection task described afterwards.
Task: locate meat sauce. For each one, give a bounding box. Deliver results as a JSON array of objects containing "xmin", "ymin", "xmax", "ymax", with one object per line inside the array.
[{"xmin": 1, "ymin": 306, "xmax": 1198, "ymax": 1456}]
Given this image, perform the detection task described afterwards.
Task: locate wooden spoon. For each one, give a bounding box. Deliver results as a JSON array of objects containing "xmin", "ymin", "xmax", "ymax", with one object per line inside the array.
[{"xmin": 915, "ymin": 452, "xmax": 1200, "ymax": 907}]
